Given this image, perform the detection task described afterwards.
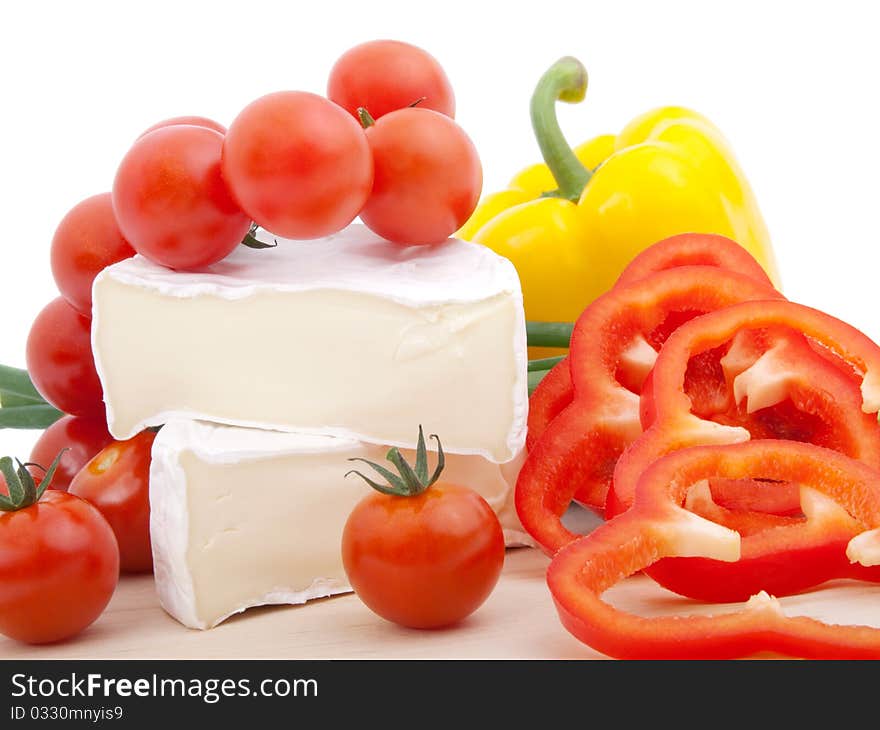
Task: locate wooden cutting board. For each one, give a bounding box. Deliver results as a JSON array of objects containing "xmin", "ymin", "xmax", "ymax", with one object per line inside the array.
[{"xmin": 3, "ymin": 544, "xmax": 880, "ymax": 660}]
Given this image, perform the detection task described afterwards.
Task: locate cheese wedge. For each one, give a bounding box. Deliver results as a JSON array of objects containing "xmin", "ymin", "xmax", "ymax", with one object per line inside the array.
[
  {"xmin": 151, "ymin": 420, "xmax": 530, "ymax": 630},
  {"xmin": 92, "ymin": 225, "xmax": 527, "ymax": 463}
]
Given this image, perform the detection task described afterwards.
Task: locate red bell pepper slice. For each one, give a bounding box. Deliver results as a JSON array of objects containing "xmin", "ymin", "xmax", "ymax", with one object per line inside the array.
[
  {"xmin": 526, "ymin": 359, "xmax": 574, "ymax": 453},
  {"xmin": 670, "ymin": 476, "xmax": 880, "ymax": 592},
  {"xmin": 515, "ymin": 267, "xmax": 782, "ymax": 554},
  {"xmin": 615, "ymin": 232, "xmax": 774, "ymax": 289},
  {"xmin": 683, "ymin": 481, "xmax": 802, "ymax": 535},
  {"xmin": 647, "ymin": 301, "xmax": 880, "ymax": 429},
  {"xmin": 548, "ymin": 441, "xmax": 880, "ymax": 660},
  {"xmin": 695, "ymin": 477, "xmax": 802, "ymax": 517},
  {"xmin": 527, "ymin": 234, "xmax": 776, "ymax": 449},
  {"xmin": 608, "ymin": 300, "xmax": 880, "ymax": 600},
  {"xmin": 623, "ymin": 328, "xmax": 880, "ymax": 518}
]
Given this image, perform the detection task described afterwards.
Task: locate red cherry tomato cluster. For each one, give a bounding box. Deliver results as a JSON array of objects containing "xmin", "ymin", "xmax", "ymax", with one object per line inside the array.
[
  {"xmin": 10, "ymin": 39, "xmax": 480, "ymax": 647},
  {"xmin": 28, "ymin": 39, "xmax": 480, "ymax": 431},
  {"xmin": 109, "ymin": 38, "xmax": 481, "ymax": 270},
  {"xmin": 27, "ymin": 37, "xmax": 477, "ymax": 423}
]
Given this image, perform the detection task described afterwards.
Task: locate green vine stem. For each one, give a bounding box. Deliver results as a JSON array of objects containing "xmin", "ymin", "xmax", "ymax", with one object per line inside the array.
[
  {"xmin": 528, "ymin": 369, "xmax": 551, "ymax": 394},
  {"xmin": 528, "ymin": 355, "xmax": 565, "ymax": 372},
  {"xmin": 0, "ymin": 365, "xmax": 63, "ymax": 429},
  {"xmin": 526, "ymin": 321, "xmax": 574, "ymax": 348}
]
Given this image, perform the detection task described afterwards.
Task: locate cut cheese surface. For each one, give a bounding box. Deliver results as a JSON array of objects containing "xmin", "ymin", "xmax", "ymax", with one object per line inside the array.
[
  {"xmin": 150, "ymin": 420, "xmax": 530, "ymax": 630},
  {"xmin": 92, "ymin": 225, "xmax": 527, "ymax": 463}
]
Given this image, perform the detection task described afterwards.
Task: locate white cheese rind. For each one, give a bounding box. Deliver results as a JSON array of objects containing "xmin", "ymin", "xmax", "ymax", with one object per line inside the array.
[
  {"xmin": 150, "ymin": 420, "xmax": 530, "ymax": 630},
  {"xmin": 101, "ymin": 225, "xmax": 522, "ymax": 305},
  {"xmin": 93, "ymin": 225, "xmax": 527, "ymax": 463}
]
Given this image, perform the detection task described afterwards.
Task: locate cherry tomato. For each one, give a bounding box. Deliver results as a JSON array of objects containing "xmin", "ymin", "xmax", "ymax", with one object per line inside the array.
[
  {"xmin": 328, "ymin": 40, "xmax": 455, "ymax": 120},
  {"xmin": 0, "ymin": 489, "xmax": 119, "ymax": 644},
  {"xmin": 26, "ymin": 297, "xmax": 104, "ymax": 418},
  {"xmin": 69, "ymin": 430, "xmax": 155, "ymax": 573},
  {"xmin": 222, "ymin": 91, "xmax": 373, "ymax": 239},
  {"xmin": 342, "ymin": 482, "xmax": 505, "ymax": 628},
  {"xmin": 138, "ymin": 115, "xmax": 227, "ymax": 138},
  {"xmin": 112, "ymin": 125, "xmax": 251, "ymax": 270},
  {"xmin": 359, "ymin": 108, "xmax": 482, "ymax": 244},
  {"xmin": 30, "ymin": 415, "xmax": 114, "ymax": 492},
  {"xmin": 50, "ymin": 193, "xmax": 135, "ymax": 315}
]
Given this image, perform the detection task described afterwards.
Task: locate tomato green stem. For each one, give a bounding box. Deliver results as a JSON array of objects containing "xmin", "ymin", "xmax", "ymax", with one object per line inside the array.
[
  {"xmin": 241, "ymin": 223, "xmax": 277, "ymax": 249},
  {"xmin": 530, "ymin": 57, "xmax": 593, "ymax": 202},
  {"xmin": 357, "ymin": 107, "xmax": 376, "ymax": 129},
  {"xmin": 0, "ymin": 450, "xmax": 65, "ymax": 512},
  {"xmin": 346, "ymin": 426, "xmax": 444, "ymax": 497}
]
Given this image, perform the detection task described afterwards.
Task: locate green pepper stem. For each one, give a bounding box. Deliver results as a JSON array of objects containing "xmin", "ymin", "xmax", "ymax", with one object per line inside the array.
[
  {"xmin": 526, "ymin": 321, "xmax": 574, "ymax": 348},
  {"xmin": 530, "ymin": 57, "xmax": 593, "ymax": 202}
]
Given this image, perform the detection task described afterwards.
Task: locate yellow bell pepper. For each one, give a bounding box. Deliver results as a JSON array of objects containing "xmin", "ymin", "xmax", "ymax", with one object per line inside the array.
[{"xmin": 458, "ymin": 57, "xmax": 780, "ymax": 356}]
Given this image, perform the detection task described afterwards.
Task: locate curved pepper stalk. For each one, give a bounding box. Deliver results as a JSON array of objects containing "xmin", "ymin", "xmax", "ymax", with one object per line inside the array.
[{"xmin": 529, "ymin": 57, "xmax": 593, "ymax": 202}]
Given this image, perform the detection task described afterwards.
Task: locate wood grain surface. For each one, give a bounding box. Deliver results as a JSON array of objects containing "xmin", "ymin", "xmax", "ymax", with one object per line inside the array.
[{"xmin": 3, "ymin": 544, "xmax": 880, "ymax": 660}]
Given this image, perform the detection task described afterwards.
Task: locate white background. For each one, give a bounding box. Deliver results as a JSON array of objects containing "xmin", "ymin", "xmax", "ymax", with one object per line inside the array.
[{"xmin": 2, "ymin": 0, "xmax": 879, "ymax": 455}]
